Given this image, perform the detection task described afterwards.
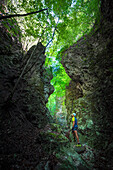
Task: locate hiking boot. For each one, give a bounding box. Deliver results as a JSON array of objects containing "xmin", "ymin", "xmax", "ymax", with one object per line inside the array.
[{"xmin": 76, "ymin": 143, "xmax": 81, "ymax": 147}]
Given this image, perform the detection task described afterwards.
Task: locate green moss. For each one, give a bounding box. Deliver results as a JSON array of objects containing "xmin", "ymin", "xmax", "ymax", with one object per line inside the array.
[{"xmin": 45, "ymin": 132, "xmax": 69, "ymax": 143}]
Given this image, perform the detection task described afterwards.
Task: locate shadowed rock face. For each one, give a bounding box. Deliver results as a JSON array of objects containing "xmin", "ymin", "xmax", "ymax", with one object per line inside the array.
[
  {"xmin": 0, "ymin": 23, "xmax": 55, "ymax": 169},
  {"xmin": 0, "ymin": 23, "xmax": 54, "ymax": 126},
  {"xmin": 62, "ymin": 0, "xmax": 113, "ymax": 168},
  {"xmin": 65, "ymin": 80, "xmax": 83, "ymax": 124}
]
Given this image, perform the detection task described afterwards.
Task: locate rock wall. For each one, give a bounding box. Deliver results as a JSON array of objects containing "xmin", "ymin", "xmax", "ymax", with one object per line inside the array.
[
  {"xmin": 61, "ymin": 0, "xmax": 113, "ymax": 168},
  {"xmin": 0, "ymin": 23, "xmax": 54, "ymax": 126},
  {"xmin": 65, "ymin": 80, "xmax": 83, "ymax": 124},
  {"xmin": 0, "ymin": 22, "xmax": 54, "ymax": 168}
]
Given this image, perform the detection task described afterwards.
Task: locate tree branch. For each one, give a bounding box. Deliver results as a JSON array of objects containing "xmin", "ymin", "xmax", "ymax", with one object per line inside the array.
[
  {"xmin": 46, "ymin": 18, "xmax": 59, "ymax": 48},
  {"xmin": 0, "ymin": 8, "xmax": 48, "ymax": 20}
]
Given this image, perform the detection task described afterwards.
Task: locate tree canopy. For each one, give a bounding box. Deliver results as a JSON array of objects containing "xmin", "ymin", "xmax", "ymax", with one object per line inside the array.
[{"xmin": 1, "ymin": 0, "xmax": 100, "ymax": 47}]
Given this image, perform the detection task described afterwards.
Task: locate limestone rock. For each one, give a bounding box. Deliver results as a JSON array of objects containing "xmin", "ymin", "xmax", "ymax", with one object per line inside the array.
[
  {"xmin": 61, "ymin": 0, "xmax": 113, "ymax": 168},
  {"xmin": 0, "ymin": 23, "xmax": 54, "ymax": 169}
]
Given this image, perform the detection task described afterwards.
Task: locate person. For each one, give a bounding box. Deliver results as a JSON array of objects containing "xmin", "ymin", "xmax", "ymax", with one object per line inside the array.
[{"xmin": 72, "ymin": 113, "xmax": 81, "ymax": 145}]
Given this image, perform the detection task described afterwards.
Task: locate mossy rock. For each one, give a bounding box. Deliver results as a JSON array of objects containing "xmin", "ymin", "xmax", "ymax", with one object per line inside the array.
[
  {"xmin": 50, "ymin": 123, "xmax": 63, "ymax": 133},
  {"xmin": 74, "ymin": 145, "xmax": 86, "ymax": 154},
  {"xmin": 55, "ymin": 145, "xmax": 88, "ymax": 170},
  {"xmin": 45, "ymin": 132, "xmax": 69, "ymax": 143}
]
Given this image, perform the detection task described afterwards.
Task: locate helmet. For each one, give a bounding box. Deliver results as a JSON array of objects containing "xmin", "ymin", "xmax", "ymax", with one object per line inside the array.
[{"xmin": 72, "ymin": 113, "xmax": 76, "ymax": 117}]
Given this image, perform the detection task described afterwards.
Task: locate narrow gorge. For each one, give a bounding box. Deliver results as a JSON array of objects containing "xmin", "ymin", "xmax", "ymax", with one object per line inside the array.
[{"xmin": 0, "ymin": 0, "xmax": 113, "ymax": 169}]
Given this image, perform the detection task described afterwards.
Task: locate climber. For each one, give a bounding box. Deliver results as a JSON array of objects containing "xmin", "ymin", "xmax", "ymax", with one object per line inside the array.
[{"xmin": 72, "ymin": 113, "xmax": 81, "ymax": 145}]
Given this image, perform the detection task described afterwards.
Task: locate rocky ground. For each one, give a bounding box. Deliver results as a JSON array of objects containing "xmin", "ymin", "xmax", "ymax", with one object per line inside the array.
[{"xmin": 0, "ymin": 115, "xmax": 99, "ymax": 170}]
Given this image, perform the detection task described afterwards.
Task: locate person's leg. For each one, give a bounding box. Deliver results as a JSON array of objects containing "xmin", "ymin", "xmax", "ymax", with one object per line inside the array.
[{"xmin": 74, "ymin": 130, "xmax": 80, "ymax": 143}]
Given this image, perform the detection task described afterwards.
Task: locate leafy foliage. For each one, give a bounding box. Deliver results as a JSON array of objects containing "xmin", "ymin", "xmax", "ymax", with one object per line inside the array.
[
  {"xmin": 46, "ymin": 62, "xmax": 71, "ymax": 115},
  {"xmin": 1, "ymin": 0, "xmax": 100, "ymax": 47}
]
